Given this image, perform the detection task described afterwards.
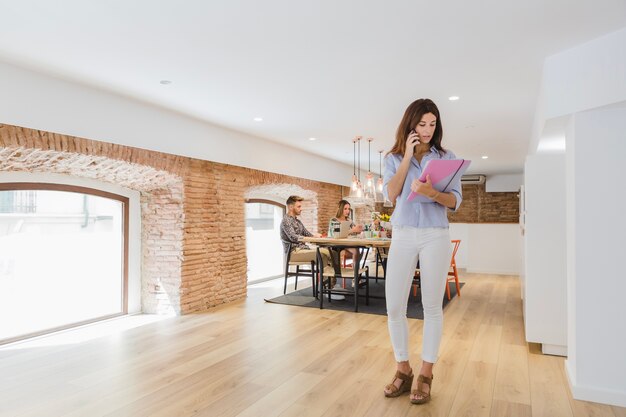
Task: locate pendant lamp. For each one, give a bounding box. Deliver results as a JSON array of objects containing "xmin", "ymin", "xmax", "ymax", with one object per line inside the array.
[
  {"xmin": 375, "ymin": 149, "xmax": 384, "ymax": 203},
  {"xmin": 355, "ymin": 136, "xmax": 364, "ymax": 197},
  {"xmin": 349, "ymin": 137, "xmax": 359, "ymax": 197},
  {"xmin": 364, "ymin": 138, "xmax": 377, "ymax": 200},
  {"xmin": 382, "ymin": 146, "xmax": 394, "ymax": 207}
]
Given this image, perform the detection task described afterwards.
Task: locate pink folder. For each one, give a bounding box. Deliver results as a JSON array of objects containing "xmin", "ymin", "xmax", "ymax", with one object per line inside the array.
[{"xmin": 407, "ymin": 159, "xmax": 471, "ymax": 202}]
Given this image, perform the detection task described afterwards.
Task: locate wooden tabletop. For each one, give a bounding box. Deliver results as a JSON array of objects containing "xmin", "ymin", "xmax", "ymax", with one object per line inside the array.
[{"xmin": 300, "ymin": 236, "xmax": 391, "ymax": 247}]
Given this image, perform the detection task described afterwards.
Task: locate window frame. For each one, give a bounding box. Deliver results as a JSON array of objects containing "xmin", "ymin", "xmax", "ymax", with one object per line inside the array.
[{"xmin": 0, "ymin": 182, "xmax": 129, "ymax": 345}]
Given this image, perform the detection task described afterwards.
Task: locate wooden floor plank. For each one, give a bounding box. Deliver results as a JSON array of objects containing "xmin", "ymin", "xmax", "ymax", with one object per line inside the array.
[
  {"xmin": 469, "ymin": 324, "xmax": 503, "ymax": 364},
  {"xmin": 492, "ymin": 344, "xmax": 531, "ymax": 405},
  {"xmin": 489, "ymin": 399, "xmax": 532, "ymax": 417},
  {"xmin": 528, "ymin": 350, "xmax": 574, "ymax": 417},
  {"xmin": 1, "ymin": 273, "xmax": 625, "ymax": 417},
  {"xmin": 612, "ymin": 407, "xmax": 626, "ymax": 417},
  {"xmin": 235, "ymin": 372, "xmax": 326, "ymax": 417},
  {"xmin": 447, "ymin": 361, "xmax": 498, "ymax": 417}
]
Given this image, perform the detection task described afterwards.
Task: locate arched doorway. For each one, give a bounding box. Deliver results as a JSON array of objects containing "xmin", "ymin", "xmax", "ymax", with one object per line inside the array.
[{"xmin": 245, "ymin": 199, "xmax": 285, "ymax": 283}]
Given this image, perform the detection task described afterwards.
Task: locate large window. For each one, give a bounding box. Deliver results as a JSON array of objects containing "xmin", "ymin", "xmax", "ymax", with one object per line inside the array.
[
  {"xmin": 0, "ymin": 183, "xmax": 128, "ymax": 344},
  {"xmin": 245, "ymin": 200, "xmax": 284, "ymax": 283}
]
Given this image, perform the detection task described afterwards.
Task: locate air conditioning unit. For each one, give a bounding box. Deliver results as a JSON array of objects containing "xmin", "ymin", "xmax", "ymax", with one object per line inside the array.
[{"xmin": 461, "ymin": 174, "xmax": 486, "ymax": 185}]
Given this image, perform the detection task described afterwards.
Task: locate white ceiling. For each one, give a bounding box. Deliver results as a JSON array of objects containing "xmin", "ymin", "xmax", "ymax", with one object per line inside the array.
[{"xmin": 1, "ymin": 0, "xmax": 625, "ymax": 175}]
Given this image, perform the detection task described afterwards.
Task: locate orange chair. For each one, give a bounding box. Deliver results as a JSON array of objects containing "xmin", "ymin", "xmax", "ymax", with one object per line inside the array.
[
  {"xmin": 412, "ymin": 262, "xmax": 421, "ymax": 297},
  {"xmin": 342, "ymin": 250, "xmax": 354, "ymax": 268},
  {"xmin": 446, "ymin": 240, "xmax": 461, "ymax": 300},
  {"xmin": 412, "ymin": 239, "xmax": 462, "ymax": 300}
]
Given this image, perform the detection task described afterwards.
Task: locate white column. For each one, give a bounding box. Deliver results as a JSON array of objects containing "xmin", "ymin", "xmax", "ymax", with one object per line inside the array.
[
  {"xmin": 565, "ymin": 107, "xmax": 626, "ymax": 406},
  {"xmin": 523, "ymin": 153, "xmax": 567, "ymax": 355}
]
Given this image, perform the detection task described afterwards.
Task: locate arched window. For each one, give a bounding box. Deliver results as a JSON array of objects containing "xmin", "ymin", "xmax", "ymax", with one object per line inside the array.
[
  {"xmin": 245, "ymin": 199, "xmax": 285, "ymax": 284},
  {"xmin": 0, "ymin": 183, "xmax": 128, "ymax": 344}
]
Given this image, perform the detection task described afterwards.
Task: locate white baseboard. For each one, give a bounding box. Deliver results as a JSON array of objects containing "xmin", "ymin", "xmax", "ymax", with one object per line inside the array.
[
  {"xmin": 565, "ymin": 359, "xmax": 626, "ymax": 407},
  {"xmin": 247, "ymin": 274, "xmax": 284, "ymax": 285},
  {"xmin": 465, "ymin": 268, "xmax": 520, "ymax": 275},
  {"xmin": 541, "ymin": 343, "xmax": 567, "ymax": 356}
]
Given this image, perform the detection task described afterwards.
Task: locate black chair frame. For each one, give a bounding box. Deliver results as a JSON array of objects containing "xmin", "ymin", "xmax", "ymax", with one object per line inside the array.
[
  {"xmin": 283, "ymin": 242, "xmax": 318, "ymax": 297},
  {"xmin": 317, "ymin": 245, "xmax": 370, "ymax": 312}
]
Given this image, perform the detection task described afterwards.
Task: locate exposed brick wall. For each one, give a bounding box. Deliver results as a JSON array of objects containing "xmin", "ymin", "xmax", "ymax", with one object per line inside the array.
[
  {"xmin": 448, "ymin": 184, "xmax": 519, "ymax": 223},
  {"xmin": 0, "ymin": 123, "xmax": 344, "ymax": 314},
  {"xmin": 179, "ymin": 163, "xmax": 344, "ymax": 313},
  {"xmin": 0, "ymin": 127, "xmax": 186, "ymax": 314},
  {"xmin": 373, "ymin": 183, "xmax": 519, "ymax": 224},
  {"xmin": 141, "ymin": 187, "xmax": 184, "ymax": 314}
]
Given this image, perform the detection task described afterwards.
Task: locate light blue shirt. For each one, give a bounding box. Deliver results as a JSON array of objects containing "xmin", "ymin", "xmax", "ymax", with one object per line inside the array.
[{"xmin": 383, "ymin": 147, "xmax": 463, "ymax": 228}]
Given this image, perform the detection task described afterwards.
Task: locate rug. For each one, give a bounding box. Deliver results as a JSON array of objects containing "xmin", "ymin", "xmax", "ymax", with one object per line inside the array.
[{"xmin": 265, "ymin": 279, "xmax": 463, "ymax": 319}]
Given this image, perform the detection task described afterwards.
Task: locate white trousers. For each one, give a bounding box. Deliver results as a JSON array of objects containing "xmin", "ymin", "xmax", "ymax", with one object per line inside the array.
[{"xmin": 385, "ymin": 226, "xmax": 451, "ymax": 363}]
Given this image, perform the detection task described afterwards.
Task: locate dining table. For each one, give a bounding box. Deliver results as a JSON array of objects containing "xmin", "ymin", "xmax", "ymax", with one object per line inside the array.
[{"xmin": 300, "ymin": 236, "xmax": 391, "ymax": 311}]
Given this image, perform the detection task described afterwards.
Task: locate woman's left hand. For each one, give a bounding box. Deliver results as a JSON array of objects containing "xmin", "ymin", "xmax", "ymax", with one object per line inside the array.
[
  {"xmin": 352, "ymin": 224, "xmax": 364, "ymax": 233},
  {"xmin": 411, "ymin": 174, "xmax": 436, "ymax": 197}
]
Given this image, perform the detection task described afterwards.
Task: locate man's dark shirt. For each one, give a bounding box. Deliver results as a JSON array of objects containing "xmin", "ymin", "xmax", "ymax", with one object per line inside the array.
[{"xmin": 280, "ymin": 214, "xmax": 312, "ymax": 253}]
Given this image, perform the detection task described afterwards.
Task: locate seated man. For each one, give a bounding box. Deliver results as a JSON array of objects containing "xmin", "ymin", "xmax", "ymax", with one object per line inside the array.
[{"xmin": 280, "ymin": 195, "xmax": 344, "ymax": 300}]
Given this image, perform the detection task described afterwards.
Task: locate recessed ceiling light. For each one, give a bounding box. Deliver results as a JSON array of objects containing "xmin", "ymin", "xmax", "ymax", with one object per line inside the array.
[
  {"xmin": 159, "ymin": 80, "xmax": 172, "ymax": 85},
  {"xmin": 253, "ymin": 117, "xmax": 263, "ymax": 122},
  {"xmin": 309, "ymin": 137, "xmax": 317, "ymax": 141},
  {"xmin": 482, "ymin": 155, "xmax": 489, "ymax": 159},
  {"xmin": 448, "ymin": 96, "xmax": 460, "ymax": 101}
]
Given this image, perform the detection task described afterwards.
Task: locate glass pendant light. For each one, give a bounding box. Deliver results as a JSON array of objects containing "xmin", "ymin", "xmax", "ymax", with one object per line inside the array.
[
  {"xmin": 349, "ymin": 137, "xmax": 359, "ymax": 197},
  {"xmin": 375, "ymin": 149, "xmax": 384, "ymax": 203},
  {"xmin": 381, "ymin": 147, "xmax": 394, "ymax": 207},
  {"xmin": 364, "ymin": 138, "xmax": 375, "ymax": 200},
  {"xmin": 356, "ymin": 136, "xmax": 363, "ymax": 197}
]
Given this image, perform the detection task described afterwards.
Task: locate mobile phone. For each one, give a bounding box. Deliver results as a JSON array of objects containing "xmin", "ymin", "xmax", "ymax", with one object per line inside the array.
[{"xmin": 410, "ymin": 129, "xmax": 420, "ymax": 142}]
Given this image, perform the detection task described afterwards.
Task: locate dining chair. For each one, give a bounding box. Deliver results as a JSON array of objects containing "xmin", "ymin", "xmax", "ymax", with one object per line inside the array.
[
  {"xmin": 375, "ymin": 247, "xmax": 388, "ymax": 281},
  {"xmin": 319, "ymin": 246, "xmax": 370, "ymax": 312},
  {"xmin": 341, "ymin": 250, "xmax": 354, "ymax": 268},
  {"xmin": 412, "ymin": 260, "xmax": 421, "ymax": 297},
  {"xmin": 412, "ymin": 239, "xmax": 462, "ymax": 300},
  {"xmin": 283, "ymin": 242, "xmax": 317, "ymax": 296},
  {"xmin": 446, "ymin": 239, "xmax": 462, "ymax": 300}
]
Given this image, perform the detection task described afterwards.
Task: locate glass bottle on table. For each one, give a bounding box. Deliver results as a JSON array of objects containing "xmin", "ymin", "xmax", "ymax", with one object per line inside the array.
[
  {"xmin": 333, "ymin": 220, "xmax": 341, "ymax": 237},
  {"xmin": 329, "ymin": 219, "xmax": 340, "ymax": 238}
]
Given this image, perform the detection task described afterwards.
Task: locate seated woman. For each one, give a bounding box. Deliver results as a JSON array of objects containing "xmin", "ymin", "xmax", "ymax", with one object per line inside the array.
[{"xmin": 329, "ymin": 200, "xmax": 363, "ymax": 270}]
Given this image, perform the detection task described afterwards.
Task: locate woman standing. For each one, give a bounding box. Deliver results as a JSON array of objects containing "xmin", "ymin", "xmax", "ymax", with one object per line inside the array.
[{"xmin": 382, "ymin": 98, "xmax": 463, "ymax": 404}]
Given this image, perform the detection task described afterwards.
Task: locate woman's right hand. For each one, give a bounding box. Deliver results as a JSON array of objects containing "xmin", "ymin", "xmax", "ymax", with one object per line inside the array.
[{"xmin": 404, "ymin": 130, "xmax": 420, "ymax": 159}]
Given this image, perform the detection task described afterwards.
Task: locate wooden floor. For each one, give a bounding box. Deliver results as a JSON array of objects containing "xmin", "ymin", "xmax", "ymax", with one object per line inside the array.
[{"xmin": 1, "ymin": 274, "xmax": 625, "ymax": 417}]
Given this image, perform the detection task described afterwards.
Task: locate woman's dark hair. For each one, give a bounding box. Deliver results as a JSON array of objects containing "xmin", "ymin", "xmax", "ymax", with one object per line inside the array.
[
  {"xmin": 388, "ymin": 98, "xmax": 444, "ymax": 156},
  {"xmin": 335, "ymin": 199, "xmax": 351, "ymax": 219}
]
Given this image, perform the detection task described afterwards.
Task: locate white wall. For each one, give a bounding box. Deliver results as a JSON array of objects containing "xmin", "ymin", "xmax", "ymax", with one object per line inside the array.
[
  {"xmin": 567, "ymin": 108, "xmax": 626, "ymax": 406},
  {"xmin": 542, "ymin": 27, "xmax": 626, "ymax": 120},
  {"xmin": 532, "ymin": 26, "xmax": 626, "ymax": 407},
  {"xmin": 530, "ymin": 27, "xmax": 626, "ymax": 155},
  {"xmin": 485, "ymin": 174, "xmax": 523, "ymax": 192},
  {"xmin": 0, "ymin": 172, "xmax": 142, "ymax": 314},
  {"xmin": 0, "ymin": 60, "xmax": 354, "ymax": 187},
  {"xmin": 523, "ymin": 153, "xmax": 567, "ymax": 354},
  {"xmin": 449, "ymin": 223, "xmax": 522, "ymax": 275}
]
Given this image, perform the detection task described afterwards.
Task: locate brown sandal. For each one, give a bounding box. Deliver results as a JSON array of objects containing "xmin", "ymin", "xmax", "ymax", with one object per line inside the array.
[
  {"xmin": 384, "ymin": 370, "xmax": 414, "ymax": 398},
  {"xmin": 410, "ymin": 374, "xmax": 433, "ymax": 404}
]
